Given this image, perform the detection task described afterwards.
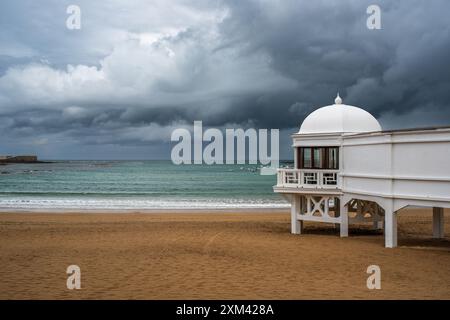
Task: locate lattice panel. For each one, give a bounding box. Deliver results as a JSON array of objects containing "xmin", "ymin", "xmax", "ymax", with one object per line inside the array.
[
  {"xmin": 322, "ymin": 172, "xmax": 337, "ymax": 185},
  {"xmin": 346, "ymin": 199, "xmax": 385, "ymax": 222}
]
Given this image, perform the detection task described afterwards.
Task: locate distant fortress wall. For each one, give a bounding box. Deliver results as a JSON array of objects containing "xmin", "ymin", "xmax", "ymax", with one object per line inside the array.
[{"xmin": 0, "ymin": 155, "xmax": 38, "ymax": 163}]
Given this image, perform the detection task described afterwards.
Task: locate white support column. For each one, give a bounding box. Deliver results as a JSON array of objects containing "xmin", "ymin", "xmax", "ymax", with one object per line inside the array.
[
  {"xmin": 333, "ymin": 197, "xmax": 340, "ymax": 229},
  {"xmin": 433, "ymin": 207, "xmax": 444, "ymax": 239},
  {"xmin": 291, "ymin": 195, "xmax": 302, "ymax": 234},
  {"xmin": 340, "ymin": 199, "xmax": 348, "ymax": 237},
  {"xmin": 299, "ymin": 196, "xmax": 304, "ymax": 233},
  {"xmin": 385, "ymin": 210, "xmax": 397, "ymax": 248},
  {"xmin": 306, "ymin": 196, "xmax": 311, "ymax": 214},
  {"xmin": 293, "ymin": 147, "xmax": 298, "ymax": 169},
  {"xmin": 324, "ymin": 196, "xmax": 329, "ymax": 217},
  {"xmin": 375, "ymin": 204, "xmax": 384, "ymax": 230}
]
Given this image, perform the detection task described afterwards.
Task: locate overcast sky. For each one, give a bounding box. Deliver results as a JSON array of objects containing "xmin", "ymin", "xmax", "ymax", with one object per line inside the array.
[{"xmin": 1, "ymin": 0, "xmax": 449, "ymax": 160}]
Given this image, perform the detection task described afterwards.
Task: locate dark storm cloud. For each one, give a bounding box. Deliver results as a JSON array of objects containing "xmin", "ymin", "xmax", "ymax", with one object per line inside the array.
[
  {"xmin": 0, "ymin": 0, "xmax": 450, "ymax": 159},
  {"xmin": 217, "ymin": 0, "xmax": 450, "ymax": 126}
]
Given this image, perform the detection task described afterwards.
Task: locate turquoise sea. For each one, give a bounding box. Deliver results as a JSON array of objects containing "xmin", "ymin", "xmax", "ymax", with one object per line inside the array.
[{"xmin": 0, "ymin": 161, "xmax": 290, "ymax": 210}]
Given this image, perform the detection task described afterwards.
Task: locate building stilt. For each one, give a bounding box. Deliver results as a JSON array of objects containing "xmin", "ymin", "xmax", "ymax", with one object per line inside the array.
[
  {"xmin": 433, "ymin": 207, "xmax": 444, "ymax": 239},
  {"xmin": 291, "ymin": 195, "xmax": 302, "ymax": 234},
  {"xmin": 340, "ymin": 200, "xmax": 348, "ymax": 237},
  {"xmin": 385, "ymin": 210, "xmax": 397, "ymax": 248}
]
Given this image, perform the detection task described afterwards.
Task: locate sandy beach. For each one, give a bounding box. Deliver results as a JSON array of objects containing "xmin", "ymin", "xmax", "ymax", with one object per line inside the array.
[{"xmin": 0, "ymin": 208, "xmax": 449, "ymax": 300}]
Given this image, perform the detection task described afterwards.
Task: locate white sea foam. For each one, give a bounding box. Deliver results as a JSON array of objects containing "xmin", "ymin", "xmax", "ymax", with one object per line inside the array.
[{"xmin": 0, "ymin": 197, "xmax": 290, "ymax": 210}]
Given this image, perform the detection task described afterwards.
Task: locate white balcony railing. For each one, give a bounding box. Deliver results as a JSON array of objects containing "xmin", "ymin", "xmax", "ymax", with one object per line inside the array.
[{"xmin": 276, "ymin": 169, "xmax": 340, "ymax": 189}]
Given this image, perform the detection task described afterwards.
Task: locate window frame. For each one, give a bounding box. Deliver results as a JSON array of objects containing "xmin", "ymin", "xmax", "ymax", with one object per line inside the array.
[{"xmin": 298, "ymin": 146, "xmax": 339, "ymax": 170}]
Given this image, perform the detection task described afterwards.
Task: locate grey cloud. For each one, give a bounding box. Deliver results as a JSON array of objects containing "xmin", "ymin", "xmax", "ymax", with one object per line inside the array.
[{"xmin": 1, "ymin": 0, "xmax": 450, "ymax": 159}]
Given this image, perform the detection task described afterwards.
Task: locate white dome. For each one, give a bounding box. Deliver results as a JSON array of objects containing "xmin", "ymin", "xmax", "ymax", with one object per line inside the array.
[{"xmin": 298, "ymin": 94, "xmax": 381, "ymax": 134}]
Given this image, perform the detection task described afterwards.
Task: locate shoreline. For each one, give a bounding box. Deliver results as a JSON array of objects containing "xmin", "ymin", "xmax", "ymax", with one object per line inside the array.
[
  {"xmin": 0, "ymin": 207, "xmax": 290, "ymax": 214},
  {"xmin": 0, "ymin": 206, "xmax": 431, "ymax": 215}
]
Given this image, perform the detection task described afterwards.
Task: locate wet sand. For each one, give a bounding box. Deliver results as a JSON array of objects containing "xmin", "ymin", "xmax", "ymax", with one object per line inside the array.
[{"xmin": 0, "ymin": 208, "xmax": 449, "ymax": 299}]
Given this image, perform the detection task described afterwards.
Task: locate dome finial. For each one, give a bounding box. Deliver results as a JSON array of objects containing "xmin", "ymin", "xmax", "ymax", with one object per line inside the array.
[{"xmin": 335, "ymin": 92, "xmax": 342, "ymax": 105}]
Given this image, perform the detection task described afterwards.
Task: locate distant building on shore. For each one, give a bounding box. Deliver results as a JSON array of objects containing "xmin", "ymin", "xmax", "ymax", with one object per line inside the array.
[
  {"xmin": 0, "ymin": 155, "xmax": 38, "ymax": 163},
  {"xmin": 274, "ymin": 94, "xmax": 449, "ymax": 248}
]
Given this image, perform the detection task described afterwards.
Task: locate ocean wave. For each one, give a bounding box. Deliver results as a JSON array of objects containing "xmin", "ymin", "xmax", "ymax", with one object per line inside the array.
[{"xmin": 0, "ymin": 197, "xmax": 289, "ymax": 210}]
